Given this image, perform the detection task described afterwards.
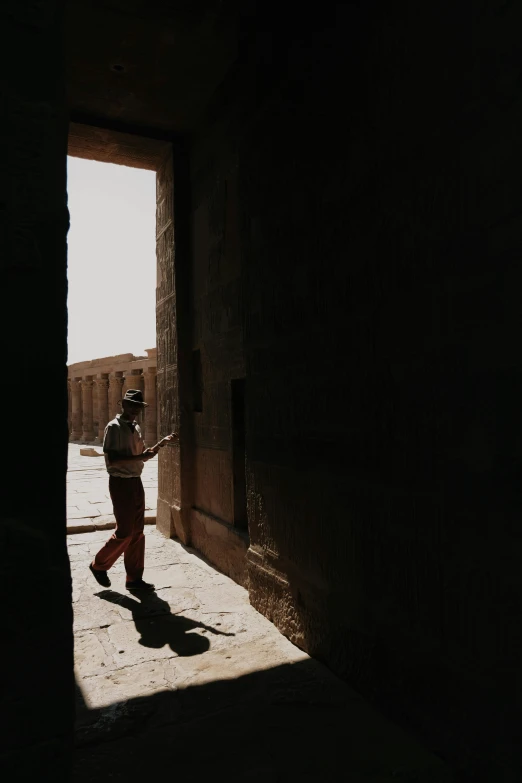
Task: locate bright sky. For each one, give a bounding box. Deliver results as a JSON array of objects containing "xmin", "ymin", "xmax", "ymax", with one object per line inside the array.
[{"xmin": 67, "ymin": 157, "xmax": 156, "ymax": 366}]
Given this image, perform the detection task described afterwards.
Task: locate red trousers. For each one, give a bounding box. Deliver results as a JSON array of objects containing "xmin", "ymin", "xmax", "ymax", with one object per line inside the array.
[{"xmin": 93, "ymin": 476, "xmax": 145, "ymax": 583}]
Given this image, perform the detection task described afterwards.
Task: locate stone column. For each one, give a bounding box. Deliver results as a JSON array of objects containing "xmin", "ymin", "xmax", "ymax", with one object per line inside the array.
[
  {"xmin": 92, "ymin": 379, "xmax": 99, "ymax": 441},
  {"xmin": 81, "ymin": 378, "xmax": 95, "ymax": 442},
  {"xmin": 143, "ymin": 367, "xmax": 157, "ymax": 445},
  {"xmin": 123, "ymin": 370, "xmax": 144, "ymax": 424},
  {"xmin": 133, "ymin": 370, "xmax": 145, "ymax": 426},
  {"xmin": 71, "ymin": 378, "xmax": 82, "ymax": 440},
  {"xmin": 109, "ymin": 374, "xmax": 124, "ymax": 419},
  {"xmin": 94, "ymin": 376, "xmax": 109, "ymax": 442},
  {"xmin": 67, "ymin": 379, "xmax": 72, "ymax": 438},
  {"xmin": 122, "ymin": 372, "xmax": 133, "ymax": 397}
]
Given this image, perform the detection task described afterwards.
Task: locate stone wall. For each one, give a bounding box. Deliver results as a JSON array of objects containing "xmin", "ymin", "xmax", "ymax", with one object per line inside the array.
[
  {"xmin": 1, "ymin": 2, "xmax": 73, "ymax": 779},
  {"xmin": 184, "ymin": 5, "xmax": 522, "ymax": 777},
  {"xmin": 186, "ymin": 136, "xmax": 249, "ymax": 584},
  {"xmin": 4, "ymin": 2, "xmax": 522, "ymax": 779},
  {"xmin": 67, "ymin": 348, "xmax": 158, "ymax": 444}
]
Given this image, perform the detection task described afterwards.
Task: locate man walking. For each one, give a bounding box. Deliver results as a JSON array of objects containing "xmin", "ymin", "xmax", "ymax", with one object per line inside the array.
[{"xmin": 89, "ymin": 389, "xmax": 177, "ymax": 592}]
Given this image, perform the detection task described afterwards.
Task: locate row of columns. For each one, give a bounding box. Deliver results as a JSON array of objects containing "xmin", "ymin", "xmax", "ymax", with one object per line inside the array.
[{"xmin": 68, "ymin": 368, "xmax": 158, "ymax": 445}]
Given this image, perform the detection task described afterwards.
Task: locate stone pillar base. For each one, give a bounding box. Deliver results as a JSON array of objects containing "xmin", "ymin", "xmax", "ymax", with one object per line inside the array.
[
  {"xmin": 156, "ymin": 497, "xmax": 175, "ymax": 539},
  {"xmin": 156, "ymin": 497, "xmax": 191, "ymax": 545},
  {"xmin": 189, "ymin": 508, "xmax": 249, "ymax": 586}
]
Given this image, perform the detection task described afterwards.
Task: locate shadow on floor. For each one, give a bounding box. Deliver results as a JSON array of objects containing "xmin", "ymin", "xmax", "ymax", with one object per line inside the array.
[
  {"xmin": 74, "ymin": 658, "xmax": 453, "ymax": 783},
  {"xmin": 95, "ymin": 589, "xmax": 234, "ymax": 656}
]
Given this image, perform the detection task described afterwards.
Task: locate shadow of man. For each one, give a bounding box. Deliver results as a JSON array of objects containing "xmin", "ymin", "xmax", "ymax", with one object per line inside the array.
[{"xmin": 96, "ymin": 589, "xmax": 234, "ymax": 657}]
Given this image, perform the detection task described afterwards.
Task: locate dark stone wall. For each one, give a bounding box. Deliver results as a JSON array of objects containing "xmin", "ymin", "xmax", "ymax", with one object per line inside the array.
[
  {"xmin": 1, "ymin": 1, "xmax": 73, "ymax": 779},
  {"xmin": 188, "ymin": 3, "xmax": 522, "ymax": 777},
  {"xmin": 5, "ymin": 0, "xmax": 518, "ymax": 777},
  {"xmin": 187, "ymin": 100, "xmax": 249, "ymax": 584}
]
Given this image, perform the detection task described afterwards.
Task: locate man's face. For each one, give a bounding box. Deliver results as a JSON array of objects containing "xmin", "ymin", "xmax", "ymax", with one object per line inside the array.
[{"xmin": 123, "ymin": 402, "xmax": 142, "ymax": 420}]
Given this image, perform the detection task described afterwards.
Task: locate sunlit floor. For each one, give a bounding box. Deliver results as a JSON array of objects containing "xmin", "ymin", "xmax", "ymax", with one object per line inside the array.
[{"xmin": 70, "ymin": 529, "xmax": 452, "ymax": 782}]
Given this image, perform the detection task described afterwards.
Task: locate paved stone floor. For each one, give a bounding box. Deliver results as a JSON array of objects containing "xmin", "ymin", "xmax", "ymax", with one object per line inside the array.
[
  {"xmin": 67, "ymin": 443, "xmax": 157, "ymax": 533},
  {"xmin": 71, "ymin": 528, "xmax": 453, "ymax": 782}
]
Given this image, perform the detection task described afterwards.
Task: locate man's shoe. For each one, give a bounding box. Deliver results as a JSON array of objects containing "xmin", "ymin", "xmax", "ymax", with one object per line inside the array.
[
  {"xmin": 89, "ymin": 563, "xmax": 111, "ymax": 588},
  {"xmin": 126, "ymin": 579, "xmax": 155, "ymax": 592}
]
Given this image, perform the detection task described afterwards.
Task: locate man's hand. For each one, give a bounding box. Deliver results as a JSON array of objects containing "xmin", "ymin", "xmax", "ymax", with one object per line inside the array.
[
  {"xmin": 161, "ymin": 432, "xmax": 179, "ymax": 446},
  {"xmin": 152, "ymin": 433, "xmax": 179, "ymax": 452},
  {"xmin": 142, "ymin": 448, "xmax": 157, "ymax": 461}
]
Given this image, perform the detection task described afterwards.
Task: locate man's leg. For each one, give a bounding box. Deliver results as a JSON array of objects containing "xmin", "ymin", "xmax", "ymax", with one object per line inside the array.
[
  {"xmin": 91, "ymin": 477, "xmax": 135, "ymax": 576},
  {"xmin": 124, "ymin": 478, "xmax": 146, "ymax": 584}
]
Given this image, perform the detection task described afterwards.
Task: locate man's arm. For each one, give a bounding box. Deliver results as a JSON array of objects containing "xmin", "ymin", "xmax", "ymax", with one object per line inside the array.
[
  {"xmin": 105, "ymin": 449, "xmax": 156, "ymax": 465},
  {"xmin": 150, "ymin": 432, "xmax": 179, "ymax": 453}
]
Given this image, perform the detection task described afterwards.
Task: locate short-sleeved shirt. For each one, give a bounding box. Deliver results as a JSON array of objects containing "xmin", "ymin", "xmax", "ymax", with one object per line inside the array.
[{"xmin": 103, "ymin": 415, "xmax": 145, "ymax": 478}]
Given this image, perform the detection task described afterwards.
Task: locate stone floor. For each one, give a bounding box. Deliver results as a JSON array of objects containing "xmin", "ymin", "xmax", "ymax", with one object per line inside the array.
[
  {"xmin": 67, "ymin": 443, "xmax": 158, "ymax": 533},
  {"xmin": 71, "ymin": 528, "xmax": 453, "ymax": 782}
]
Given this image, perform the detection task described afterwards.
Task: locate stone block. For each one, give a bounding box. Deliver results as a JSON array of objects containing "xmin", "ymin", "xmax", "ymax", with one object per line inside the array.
[
  {"xmin": 189, "ymin": 508, "xmax": 248, "ymax": 586},
  {"xmin": 73, "ymin": 596, "xmax": 124, "ymax": 633},
  {"xmin": 141, "ymin": 564, "xmax": 192, "ymax": 590},
  {"xmin": 107, "ymin": 620, "xmax": 181, "ymax": 667},
  {"xmin": 67, "ymin": 507, "xmax": 100, "ymax": 520},
  {"xmin": 156, "ymin": 496, "xmax": 174, "ymax": 539},
  {"xmin": 67, "ymin": 520, "xmax": 97, "ymax": 534},
  {"xmin": 74, "ymin": 629, "xmax": 116, "ymax": 678},
  {"xmin": 78, "ymin": 660, "xmax": 178, "ymax": 711}
]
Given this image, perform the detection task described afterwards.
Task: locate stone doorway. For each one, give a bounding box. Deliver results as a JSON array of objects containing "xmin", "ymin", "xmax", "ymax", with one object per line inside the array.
[
  {"xmin": 67, "ymin": 122, "xmax": 250, "ymax": 587},
  {"xmin": 67, "ymin": 123, "xmax": 184, "ymax": 546}
]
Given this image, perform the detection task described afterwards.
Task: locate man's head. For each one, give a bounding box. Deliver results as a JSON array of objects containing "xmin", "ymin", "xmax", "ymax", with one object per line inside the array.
[
  {"xmin": 122, "ymin": 400, "xmax": 143, "ymax": 420},
  {"xmin": 121, "ymin": 389, "xmax": 147, "ymax": 421}
]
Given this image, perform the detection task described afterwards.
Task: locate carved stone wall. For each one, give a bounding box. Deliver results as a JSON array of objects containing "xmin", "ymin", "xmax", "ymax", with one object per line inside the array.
[
  {"xmin": 156, "ymin": 146, "xmax": 191, "ymax": 543},
  {"xmin": 182, "ymin": 6, "xmax": 522, "ymax": 777}
]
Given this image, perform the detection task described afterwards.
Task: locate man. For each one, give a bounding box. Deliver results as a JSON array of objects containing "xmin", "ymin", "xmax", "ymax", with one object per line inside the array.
[{"xmin": 89, "ymin": 389, "xmax": 177, "ymax": 592}]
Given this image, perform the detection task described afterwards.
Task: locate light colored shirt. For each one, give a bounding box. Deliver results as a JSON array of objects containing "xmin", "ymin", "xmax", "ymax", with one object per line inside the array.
[{"xmin": 103, "ymin": 415, "xmax": 145, "ymax": 478}]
